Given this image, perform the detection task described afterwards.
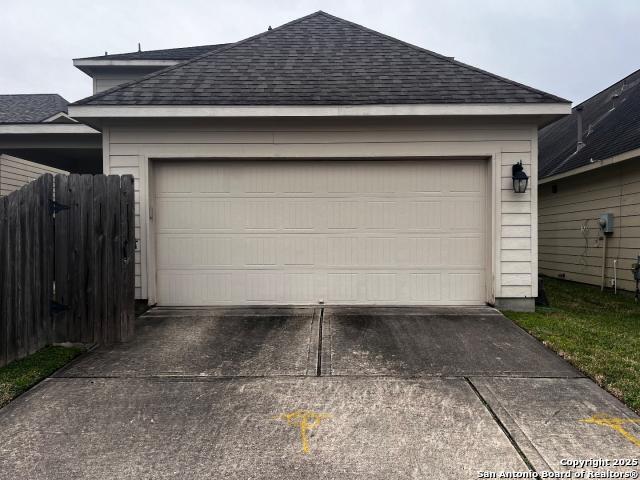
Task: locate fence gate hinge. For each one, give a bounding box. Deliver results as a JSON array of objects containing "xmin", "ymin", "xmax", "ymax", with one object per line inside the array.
[
  {"xmin": 50, "ymin": 301, "xmax": 69, "ymax": 315},
  {"xmin": 49, "ymin": 199, "xmax": 70, "ymax": 215}
]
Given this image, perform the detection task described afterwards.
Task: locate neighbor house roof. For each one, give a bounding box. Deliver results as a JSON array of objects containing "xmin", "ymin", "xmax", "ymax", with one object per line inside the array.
[
  {"xmin": 539, "ymin": 68, "xmax": 640, "ymax": 179},
  {"xmin": 75, "ymin": 43, "xmax": 229, "ymax": 62},
  {"xmin": 72, "ymin": 11, "xmax": 569, "ymax": 107},
  {"xmin": 0, "ymin": 94, "xmax": 69, "ymax": 124}
]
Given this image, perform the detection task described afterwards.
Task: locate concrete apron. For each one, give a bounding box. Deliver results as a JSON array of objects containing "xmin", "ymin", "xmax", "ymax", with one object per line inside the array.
[{"xmin": 0, "ymin": 306, "xmax": 638, "ymax": 479}]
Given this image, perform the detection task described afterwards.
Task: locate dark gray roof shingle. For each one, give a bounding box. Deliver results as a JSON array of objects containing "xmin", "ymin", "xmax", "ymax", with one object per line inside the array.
[
  {"xmin": 76, "ymin": 43, "xmax": 229, "ymax": 61},
  {"xmin": 0, "ymin": 94, "xmax": 69, "ymax": 124},
  {"xmin": 539, "ymin": 68, "xmax": 640, "ymax": 178},
  {"xmin": 74, "ymin": 11, "xmax": 568, "ymax": 107}
]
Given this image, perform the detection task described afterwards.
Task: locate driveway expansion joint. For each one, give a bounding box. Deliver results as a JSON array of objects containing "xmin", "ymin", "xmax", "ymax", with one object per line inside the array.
[
  {"xmin": 317, "ymin": 307, "xmax": 324, "ymax": 377},
  {"xmin": 465, "ymin": 376, "xmax": 537, "ymax": 473}
]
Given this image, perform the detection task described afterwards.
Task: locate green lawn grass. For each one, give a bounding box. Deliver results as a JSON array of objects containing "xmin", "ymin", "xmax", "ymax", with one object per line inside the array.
[
  {"xmin": 0, "ymin": 346, "xmax": 84, "ymax": 408},
  {"xmin": 504, "ymin": 277, "xmax": 640, "ymax": 413}
]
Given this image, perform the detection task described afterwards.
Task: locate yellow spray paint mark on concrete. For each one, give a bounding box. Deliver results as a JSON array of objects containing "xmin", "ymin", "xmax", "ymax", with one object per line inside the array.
[
  {"xmin": 580, "ymin": 414, "xmax": 640, "ymax": 447},
  {"xmin": 276, "ymin": 410, "xmax": 331, "ymax": 454}
]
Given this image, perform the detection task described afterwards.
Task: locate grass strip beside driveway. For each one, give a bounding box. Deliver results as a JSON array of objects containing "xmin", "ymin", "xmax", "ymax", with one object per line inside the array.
[
  {"xmin": 504, "ymin": 277, "xmax": 640, "ymax": 414},
  {"xmin": 0, "ymin": 346, "xmax": 84, "ymax": 408}
]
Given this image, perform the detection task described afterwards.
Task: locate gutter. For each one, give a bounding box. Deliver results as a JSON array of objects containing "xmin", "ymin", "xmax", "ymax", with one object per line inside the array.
[
  {"xmin": 68, "ymin": 102, "xmax": 571, "ymax": 121},
  {"xmin": 0, "ymin": 124, "xmax": 100, "ymax": 135},
  {"xmin": 539, "ymin": 146, "xmax": 640, "ymax": 184}
]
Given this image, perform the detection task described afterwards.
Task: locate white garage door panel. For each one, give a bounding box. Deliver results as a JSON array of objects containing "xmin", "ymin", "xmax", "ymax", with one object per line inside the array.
[{"xmin": 154, "ymin": 160, "xmax": 487, "ymax": 305}]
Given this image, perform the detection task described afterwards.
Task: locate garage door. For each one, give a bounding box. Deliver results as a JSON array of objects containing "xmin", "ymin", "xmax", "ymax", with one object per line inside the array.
[{"xmin": 153, "ymin": 159, "xmax": 487, "ymax": 305}]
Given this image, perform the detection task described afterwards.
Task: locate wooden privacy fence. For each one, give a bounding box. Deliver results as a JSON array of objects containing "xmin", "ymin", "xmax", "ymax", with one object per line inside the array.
[
  {"xmin": 0, "ymin": 175, "xmax": 53, "ymax": 366},
  {"xmin": 0, "ymin": 173, "xmax": 135, "ymax": 367}
]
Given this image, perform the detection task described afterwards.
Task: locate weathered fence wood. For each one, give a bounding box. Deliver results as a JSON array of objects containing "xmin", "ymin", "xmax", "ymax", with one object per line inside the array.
[
  {"xmin": 0, "ymin": 176, "xmax": 54, "ymax": 366},
  {"xmin": 91, "ymin": 175, "xmax": 107, "ymax": 347},
  {"xmin": 11, "ymin": 189, "xmax": 22, "ymax": 361},
  {"xmin": 0, "ymin": 173, "xmax": 135, "ymax": 367},
  {"xmin": 52, "ymin": 173, "xmax": 135, "ymax": 346},
  {"xmin": 120, "ymin": 176, "xmax": 135, "ymax": 342},
  {"xmin": 23, "ymin": 181, "xmax": 34, "ymax": 356},
  {"xmin": 40, "ymin": 174, "xmax": 53, "ymax": 346},
  {"xmin": 0, "ymin": 195, "xmax": 7, "ymax": 367},
  {"xmin": 7, "ymin": 190, "xmax": 19, "ymax": 364},
  {"xmin": 54, "ymin": 174, "xmax": 70, "ymax": 342}
]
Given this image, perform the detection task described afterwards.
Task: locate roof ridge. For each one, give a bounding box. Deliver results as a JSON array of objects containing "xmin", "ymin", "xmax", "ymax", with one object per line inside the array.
[
  {"xmin": 572, "ymin": 66, "xmax": 640, "ymax": 110},
  {"xmin": 72, "ymin": 11, "xmax": 327, "ymax": 106},
  {"xmin": 317, "ymin": 11, "xmax": 569, "ymax": 104}
]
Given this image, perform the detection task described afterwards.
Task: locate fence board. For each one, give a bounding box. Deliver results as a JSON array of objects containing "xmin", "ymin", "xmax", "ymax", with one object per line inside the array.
[
  {"xmin": 106, "ymin": 175, "xmax": 121, "ymax": 345},
  {"xmin": 7, "ymin": 191, "xmax": 19, "ymax": 364},
  {"xmin": 68, "ymin": 174, "xmax": 82, "ymax": 343},
  {"xmin": 91, "ymin": 175, "xmax": 107, "ymax": 346},
  {"xmin": 41, "ymin": 175, "xmax": 53, "ymax": 346},
  {"xmin": 54, "ymin": 175, "xmax": 70, "ymax": 343},
  {"xmin": 120, "ymin": 175, "xmax": 135, "ymax": 342},
  {"xmin": 32, "ymin": 180, "xmax": 42, "ymax": 353},
  {"xmin": 79, "ymin": 175, "xmax": 93, "ymax": 342},
  {"xmin": 15, "ymin": 187, "xmax": 26, "ymax": 359},
  {"xmin": 23, "ymin": 181, "xmax": 34, "ymax": 355},
  {"xmin": 0, "ymin": 196, "xmax": 7, "ymax": 366}
]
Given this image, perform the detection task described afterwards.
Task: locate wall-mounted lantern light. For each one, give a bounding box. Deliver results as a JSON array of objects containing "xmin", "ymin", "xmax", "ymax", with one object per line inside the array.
[{"xmin": 512, "ymin": 161, "xmax": 529, "ymax": 194}]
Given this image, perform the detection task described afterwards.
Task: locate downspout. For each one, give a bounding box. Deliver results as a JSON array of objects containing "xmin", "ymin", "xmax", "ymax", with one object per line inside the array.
[{"xmin": 601, "ymin": 234, "xmax": 607, "ymax": 291}]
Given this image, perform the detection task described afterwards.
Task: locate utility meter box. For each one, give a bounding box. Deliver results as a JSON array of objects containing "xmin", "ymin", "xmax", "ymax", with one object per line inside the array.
[{"xmin": 599, "ymin": 213, "xmax": 614, "ymax": 234}]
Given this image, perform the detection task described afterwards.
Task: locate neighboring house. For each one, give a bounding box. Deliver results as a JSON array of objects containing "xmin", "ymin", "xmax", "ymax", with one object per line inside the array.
[
  {"xmin": 1, "ymin": 50, "xmax": 222, "ymax": 175},
  {"xmin": 0, "ymin": 154, "xmax": 68, "ymax": 196},
  {"xmin": 74, "ymin": 44, "xmax": 229, "ymax": 94},
  {"xmin": 68, "ymin": 11, "xmax": 570, "ymax": 309},
  {"xmin": 0, "ymin": 94, "xmax": 101, "ymax": 173},
  {"xmin": 538, "ymin": 69, "xmax": 640, "ymax": 292}
]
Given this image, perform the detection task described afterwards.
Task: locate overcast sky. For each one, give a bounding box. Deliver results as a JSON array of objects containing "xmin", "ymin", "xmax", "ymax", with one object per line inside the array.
[{"xmin": 2, "ymin": 0, "xmax": 639, "ymax": 104}]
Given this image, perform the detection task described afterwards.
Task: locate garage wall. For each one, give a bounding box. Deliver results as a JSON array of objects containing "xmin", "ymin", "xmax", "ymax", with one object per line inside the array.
[
  {"xmin": 539, "ymin": 160, "xmax": 640, "ymax": 291},
  {"xmin": 102, "ymin": 117, "xmax": 538, "ymax": 303}
]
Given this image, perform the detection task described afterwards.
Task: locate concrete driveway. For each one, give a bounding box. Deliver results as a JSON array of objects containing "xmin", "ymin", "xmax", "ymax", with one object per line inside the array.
[{"xmin": 1, "ymin": 307, "xmax": 638, "ymax": 479}]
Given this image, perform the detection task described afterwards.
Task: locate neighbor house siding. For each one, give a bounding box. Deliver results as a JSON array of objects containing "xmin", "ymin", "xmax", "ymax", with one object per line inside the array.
[
  {"xmin": 102, "ymin": 117, "xmax": 538, "ymax": 304},
  {"xmin": 0, "ymin": 154, "xmax": 68, "ymax": 196},
  {"xmin": 92, "ymin": 67, "xmax": 170, "ymax": 94},
  {"xmin": 539, "ymin": 160, "xmax": 640, "ymax": 291}
]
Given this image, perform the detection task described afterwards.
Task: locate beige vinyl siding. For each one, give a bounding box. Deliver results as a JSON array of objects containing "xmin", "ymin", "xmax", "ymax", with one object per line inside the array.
[
  {"xmin": 0, "ymin": 154, "xmax": 68, "ymax": 196},
  {"xmin": 103, "ymin": 117, "xmax": 538, "ymax": 303},
  {"xmin": 92, "ymin": 67, "xmax": 169, "ymax": 94},
  {"xmin": 539, "ymin": 159, "xmax": 640, "ymax": 292}
]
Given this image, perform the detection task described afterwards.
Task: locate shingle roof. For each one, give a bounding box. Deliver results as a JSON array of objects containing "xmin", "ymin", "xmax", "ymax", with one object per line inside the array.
[
  {"xmin": 73, "ymin": 11, "xmax": 568, "ymax": 107},
  {"xmin": 76, "ymin": 43, "xmax": 229, "ymax": 61},
  {"xmin": 539, "ymin": 69, "xmax": 640, "ymax": 178},
  {"xmin": 0, "ymin": 94, "xmax": 69, "ymax": 124}
]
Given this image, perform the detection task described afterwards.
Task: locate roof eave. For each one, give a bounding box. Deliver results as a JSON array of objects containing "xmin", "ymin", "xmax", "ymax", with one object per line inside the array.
[
  {"xmin": 68, "ymin": 103, "xmax": 571, "ymax": 124},
  {"xmin": 0, "ymin": 124, "xmax": 100, "ymax": 134},
  {"xmin": 73, "ymin": 58, "xmax": 180, "ymax": 75},
  {"xmin": 539, "ymin": 146, "xmax": 640, "ymax": 184}
]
